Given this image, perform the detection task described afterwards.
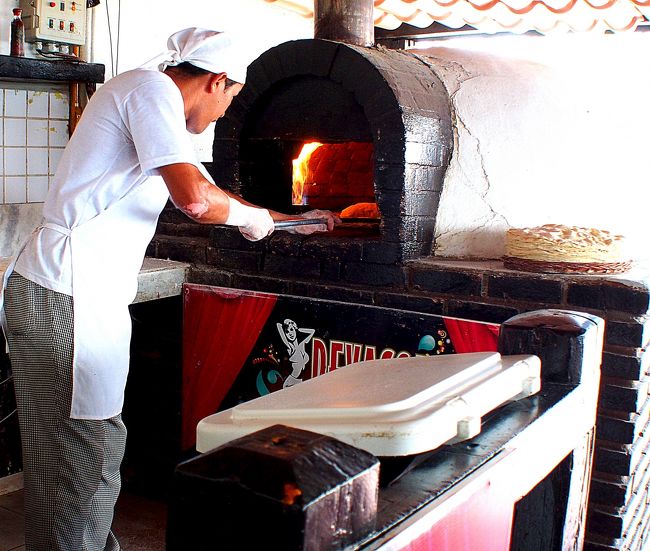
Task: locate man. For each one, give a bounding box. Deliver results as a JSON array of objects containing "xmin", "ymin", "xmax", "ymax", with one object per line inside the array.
[{"xmin": 1, "ymin": 28, "xmax": 338, "ymax": 551}]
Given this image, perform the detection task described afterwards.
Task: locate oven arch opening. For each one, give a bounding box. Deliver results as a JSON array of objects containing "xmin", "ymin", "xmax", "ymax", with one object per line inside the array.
[{"xmin": 211, "ymin": 38, "xmax": 453, "ymax": 260}]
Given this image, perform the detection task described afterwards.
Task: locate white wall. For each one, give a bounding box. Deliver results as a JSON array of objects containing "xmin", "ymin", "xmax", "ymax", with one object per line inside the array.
[
  {"xmin": 412, "ymin": 33, "xmax": 650, "ymax": 261},
  {"xmin": 89, "ymin": 0, "xmax": 312, "ymax": 75},
  {"xmin": 0, "ymin": 0, "xmax": 311, "ymax": 62}
]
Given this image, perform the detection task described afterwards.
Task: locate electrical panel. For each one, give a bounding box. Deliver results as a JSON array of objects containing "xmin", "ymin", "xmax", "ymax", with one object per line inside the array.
[{"xmin": 19, "ymin": 0, "xmax": 87, "ymax": 47}]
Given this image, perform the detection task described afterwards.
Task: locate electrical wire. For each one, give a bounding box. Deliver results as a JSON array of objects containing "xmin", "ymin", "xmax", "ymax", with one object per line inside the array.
[
  {"xmin": 105, "ymin": 0, "xmax": 115, "ymax": 77},
  {"xmin": 36, "ymin": 49, "xmax": 86, "ymax": 62},
  {"xmin": 115, "ymin": 0, "xmax": 121, "ymax": 75},
  {"xmin": 0, "ymin": 408, "xmax": 16, "ymax": 427},
  {"xmin": 0, "ymin": 374, "xmax": 17, "ymax": 428}
]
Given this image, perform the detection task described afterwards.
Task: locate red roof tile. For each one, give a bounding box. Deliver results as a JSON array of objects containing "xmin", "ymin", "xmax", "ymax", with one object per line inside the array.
[{"xmin": 265, "ymin": 0, "xmax": 650, "ymax": 33}]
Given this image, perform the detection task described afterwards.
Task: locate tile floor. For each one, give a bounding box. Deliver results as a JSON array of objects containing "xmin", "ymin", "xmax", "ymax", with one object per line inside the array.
[{"xmin": 0, "ymin": 488, "xmax": 167, "ymax": 551}]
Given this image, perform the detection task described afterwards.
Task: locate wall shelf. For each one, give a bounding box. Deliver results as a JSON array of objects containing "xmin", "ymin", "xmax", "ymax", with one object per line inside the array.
[{"xmin": 0, "ymin": 54, "xmax": 104, "ymax": 83}]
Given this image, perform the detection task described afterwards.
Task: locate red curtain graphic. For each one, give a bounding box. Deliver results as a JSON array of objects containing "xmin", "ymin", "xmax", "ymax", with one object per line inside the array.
[
  {"xmin": 443, "ymin": 318, "xmax": 500, "ymax": 354},
  {"xmin": 182, "ymin": 285, "xmax": 277, "ymax": 450}
]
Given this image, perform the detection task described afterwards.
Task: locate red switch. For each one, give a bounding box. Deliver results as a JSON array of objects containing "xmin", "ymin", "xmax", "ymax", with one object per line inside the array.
[
  {"xmin": 59, "ymin": 20, "xmax": 64, "ymax": 30},
  {"xmin": 49, "ymin": 1, "xmax": 56, "ymax": 6}
]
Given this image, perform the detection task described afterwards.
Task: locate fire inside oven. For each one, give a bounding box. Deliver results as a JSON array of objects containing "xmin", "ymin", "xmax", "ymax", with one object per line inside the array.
[
  {"xmin": 235, "ymin": 74, "xmax": 381, "ymax": 234},
  {"xmin": 292, "ymin": 141, "xmax": 377, "ymax": 221},
  {"xmin": 239, "ymin": 137, "xmax": 380, "ymax": 234}
]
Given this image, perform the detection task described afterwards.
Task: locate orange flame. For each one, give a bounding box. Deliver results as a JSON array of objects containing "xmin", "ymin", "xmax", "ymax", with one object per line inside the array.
[{"xmin": 292, "ymin": 142, "xmax": 322, "ymax": 205}]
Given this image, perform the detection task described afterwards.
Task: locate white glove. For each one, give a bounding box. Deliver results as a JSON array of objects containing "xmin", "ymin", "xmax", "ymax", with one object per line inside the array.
[
  {"xmin": 226, "ymin": 197, "xmax": 274, "ymax": 241},
  {"xmin": 285, "ymin": 209, "xmax": 341, "ymax": 235}
]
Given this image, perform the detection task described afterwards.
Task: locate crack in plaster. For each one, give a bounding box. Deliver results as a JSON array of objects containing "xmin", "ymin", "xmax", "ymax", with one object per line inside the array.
[
  {"xmin": 395, "ymin": 51, "xmax": 515, "ymax": 257},
  {"xmin": 453, "ymin": 111, "xmax": 510, "ymax": 228},
  {"xmin": 409, "ymin": 53, "xmax": 510, "ymax": 229}
]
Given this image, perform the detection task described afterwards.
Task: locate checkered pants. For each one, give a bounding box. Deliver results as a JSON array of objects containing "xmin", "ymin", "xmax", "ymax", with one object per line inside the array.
[{"xmin": 4, "ymin": 272, "xmax": 126, "ymax": 551}]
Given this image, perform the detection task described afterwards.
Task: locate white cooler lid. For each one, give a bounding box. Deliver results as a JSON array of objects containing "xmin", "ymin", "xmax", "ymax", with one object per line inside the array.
[{"xmin": 197, "ymin": 351, "xmax": 541, "ymax": 457}]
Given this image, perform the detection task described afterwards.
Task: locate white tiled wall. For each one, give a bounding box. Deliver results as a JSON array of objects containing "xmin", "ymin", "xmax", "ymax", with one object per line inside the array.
[{"xmin": 0, "ymin": 83, "xmax": 69, "ymax": 204}]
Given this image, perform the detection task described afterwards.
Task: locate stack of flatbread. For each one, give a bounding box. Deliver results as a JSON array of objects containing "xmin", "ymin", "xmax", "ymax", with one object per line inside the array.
[{"xmin": 503, "ymin": 224, "xmax": 631, "ymax": 274}]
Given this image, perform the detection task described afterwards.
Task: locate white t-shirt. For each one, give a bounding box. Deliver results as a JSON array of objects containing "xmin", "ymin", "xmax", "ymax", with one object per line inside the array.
[
  {"xmin": 11, "ymin": 68, "xmax": 203, "ymax": 419},
  {"xmin": 15, "ymin": 68, "xmax": 199, "ymax": 295}
]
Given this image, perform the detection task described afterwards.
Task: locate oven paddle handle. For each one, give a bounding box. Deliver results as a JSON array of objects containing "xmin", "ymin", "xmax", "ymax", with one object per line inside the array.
[{"xmin": 273, "ymin": 218, "xmax": 329, "ymax": 229}]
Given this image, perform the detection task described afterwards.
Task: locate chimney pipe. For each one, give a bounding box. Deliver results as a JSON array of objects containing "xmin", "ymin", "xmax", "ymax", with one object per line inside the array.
[{"xmin": 314, "ymin": 0, "xmax": 374, "ymax": 47}]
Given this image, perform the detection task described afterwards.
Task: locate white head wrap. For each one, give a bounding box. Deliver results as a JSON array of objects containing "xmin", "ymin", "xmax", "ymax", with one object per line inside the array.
[{"xmin": 142, "ymin": 27, "xmax": 256, "ymax": 83}]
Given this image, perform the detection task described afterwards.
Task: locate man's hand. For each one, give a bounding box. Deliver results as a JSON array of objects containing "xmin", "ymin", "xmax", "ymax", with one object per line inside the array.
[
  {"xmin": 226, "ymin": 197, "xmax": 274, "ymax": 241},
  {"xmin": 284, "ymin": 209, "xmax": 341, "ymax": 235}
]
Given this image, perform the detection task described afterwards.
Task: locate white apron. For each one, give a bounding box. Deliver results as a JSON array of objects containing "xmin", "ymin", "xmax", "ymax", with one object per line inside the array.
[{"xmin": 1, "ymin": 177, "xmax": 170, "ymax": 420}]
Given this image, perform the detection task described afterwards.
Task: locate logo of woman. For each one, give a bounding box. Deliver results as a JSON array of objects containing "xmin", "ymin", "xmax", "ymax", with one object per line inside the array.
[{"xmin": 277, "ymin": 319, "xmax": 315, "ymax": 388}]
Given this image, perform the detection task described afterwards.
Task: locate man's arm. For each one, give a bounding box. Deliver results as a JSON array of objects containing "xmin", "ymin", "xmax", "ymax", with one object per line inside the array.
[
  {"xmin": 159, "ymin": 162, "xmax": 274, "ymax": 240},
  {"xmin": 159, "ymin": 163, "xmax": 230, "ymax": 224},
  {"xmin": 160, "ymin": 163, "xmax": 293, "ymax": 223},
  {"xmin": 159, "ymin": 162, "xmax": 340, "ymax": 237}
]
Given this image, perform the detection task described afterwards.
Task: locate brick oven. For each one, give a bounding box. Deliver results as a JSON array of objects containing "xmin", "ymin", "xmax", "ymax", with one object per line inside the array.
[
  {"xmin": 150, "ymin": 13, "xmax": 650, "ymax": 551},
  {"xmin": 209, "ymin": 37, "xmax": 452, "ymax": 264}
]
